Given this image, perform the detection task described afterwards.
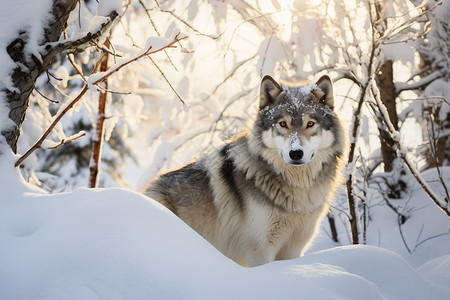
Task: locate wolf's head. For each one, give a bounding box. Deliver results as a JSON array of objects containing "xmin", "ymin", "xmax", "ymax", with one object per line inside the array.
[{"xmin": 253, "ymin": 75, "xmax": 341, "ymax": 166}]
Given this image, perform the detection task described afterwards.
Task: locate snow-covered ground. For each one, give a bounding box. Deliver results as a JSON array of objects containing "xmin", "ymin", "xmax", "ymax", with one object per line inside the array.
[{"xmin": 1, "ymin": 150, "xmax": 449, "ymax": 299}]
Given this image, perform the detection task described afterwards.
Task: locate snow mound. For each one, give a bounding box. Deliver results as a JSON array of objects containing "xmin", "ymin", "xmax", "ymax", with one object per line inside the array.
[
  {"xmin": 0, "ymin": 152, "xmax": 448, "ymax": 299},
  {"xmin": 418, "ymin": 254, "xmax": 450, "ymax": 290}
]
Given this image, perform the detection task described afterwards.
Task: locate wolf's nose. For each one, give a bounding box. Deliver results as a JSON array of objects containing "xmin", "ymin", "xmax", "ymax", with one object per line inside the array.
[{"xmin": 289, "ymin": 150, "xmax": 303, "ymax": 161}]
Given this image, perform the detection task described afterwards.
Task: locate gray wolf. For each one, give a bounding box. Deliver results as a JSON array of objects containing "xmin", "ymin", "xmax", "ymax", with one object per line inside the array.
[{"xmin": 144, "ymin": 75, "xmax": 347, "ymax": 267}]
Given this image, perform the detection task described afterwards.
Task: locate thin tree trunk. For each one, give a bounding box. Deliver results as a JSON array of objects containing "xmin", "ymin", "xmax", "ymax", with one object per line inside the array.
[
  {"xmin": 89, "ymin": 42, "xmax": 109, "ymax": 188},
  {"xmin": 376, "ymin": 60, "xmax": 398, "ymax": 172},
  {"xmin": 327, "ymin": 214, "xmax": 339, "ymax": 243}
]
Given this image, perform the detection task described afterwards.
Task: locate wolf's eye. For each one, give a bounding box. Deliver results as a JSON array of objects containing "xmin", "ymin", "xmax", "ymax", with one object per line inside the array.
[
  {"xmin": 279, "ymin": 121, "xmax": 287, "ymax": 128},
  {"xmin": 306, "ymin": 121, "xmax": 315, "ymax": 128}
]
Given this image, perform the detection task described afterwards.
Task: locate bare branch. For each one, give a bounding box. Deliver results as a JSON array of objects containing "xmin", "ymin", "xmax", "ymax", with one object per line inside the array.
[
  {"xmin": 88, "ymin": 33, "xmax": 187, "ymax": 88},
  {"xmin": 15, "ymin": 33, "xmax": 187, "ymax": 168},
  {"xmin": 147, "ymin": 56, "xmax": 185, "ymax": 105},
  {"xmin": 137, "ymin": 0, "xmax": 181, "ymax": 71},
  {"xmin": 158, "ymin": 7, "xmax": 223, "ymax": 39},
  {"xmin": 66, "ymin": 53, "xmax": 87, "ymax": 83},
  {"xmin": 93, "ymin": 83, "xmax": 131, "ymax": 95},
  {"xmin": 33, "ymin": 88, "xmax": 59, "ymax": 104},
  {"xmin": 204, "ymin": 54, "xmax": 257, "ymax": 101},
  {"xmin": 32, "ymin": 54, "xmax": 62, "ymax": 82}
]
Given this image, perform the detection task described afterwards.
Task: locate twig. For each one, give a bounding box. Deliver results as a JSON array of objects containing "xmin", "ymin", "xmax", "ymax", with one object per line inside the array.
[
  {"xmin": 32, "ymin": 54, "xmax": 62, "ymax": 82},
  {"xmin": 93, "ymin": 40, "xmax": 122, "ymax": 58},
  {"xmin": 158, "ymin": 7, "xmax": 222, "ymax": 39},
  {"xmin": 94, "ymin": 83, "xmax": 131, "ymax": 95},
  {"xmin": 88, "ymin": 33, "xmax": 187, "ymax": 87},
  {"xmin": 43, "ymin": 131, "xmax": 86, "ymax": 149},
  {"xmin": 77, "ymin": 0, "xmax": 81, "ymax": 28},
  {"xmin": 106, "ymin": 37, "xmax": 118, "ymax": 64},
  {"xmin": 147, "ymin": 56, "xmax": 185, "ymax": 105},
  {"xmin": 66, "ymin": 53, "xmax": 87, "ymax": 83},
  {"xmin": 398, "ymin": 214, "xmax": 411, "ymax": 253},
  {"xmin": 33, "ymin": 88, "xmax": 59, "ymax": 104},
  {"xmin": 206, "ymin": 54, "xmax": 257, "ymax": 100},
  {"xmin": 137, "ymin": 0, "xmax": 180, "ymax": 71},
  {"xmin": 415, "ymin": 232, "xmax": 450, "ymax": 250}
]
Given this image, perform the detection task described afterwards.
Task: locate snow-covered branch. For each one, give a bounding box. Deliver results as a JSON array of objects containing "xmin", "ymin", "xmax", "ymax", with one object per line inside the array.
[
  {"xmin": 45, "ymin": 10, "xmax": 119, "ymax": 58},
  {"xmin": 41, "ymin": 131, "xmax": 86, "ymax": 150},
  {"xmin": 395, "ymin": 70, "xmax": 444, "ymax": 95},
  {"xmin": 370, "ymin": 79, "xmax": 450, "ymax": 217},
  {"xmin": 15, "ymin": 34, "xmax": 187, "ymax": 168}
]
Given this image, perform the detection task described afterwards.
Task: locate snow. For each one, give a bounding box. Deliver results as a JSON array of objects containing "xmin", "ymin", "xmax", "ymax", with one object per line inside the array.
[
  {"xmin": 289, "ymin": 132, "xmax": 301, "ymax": 150},
  {"xmin": 0, "ymin": 0, "xmax": 53, "ymax": 128},
  {"xmin": 97, "ymin": 0, "xmax": 123, "ymax": 17},
  {"xmin": 418, "ymin": 254, "xmax": 450, "ymax": 289},
  {"xmin": 0, "ymin": 148, "xmax": 449, "ymax": 299}
]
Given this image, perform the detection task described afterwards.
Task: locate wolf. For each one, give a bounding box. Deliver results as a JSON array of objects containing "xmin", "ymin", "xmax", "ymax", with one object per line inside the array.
[{"xmin": 144, "ymin": 75, "xmax": 348, "ymax": 267}]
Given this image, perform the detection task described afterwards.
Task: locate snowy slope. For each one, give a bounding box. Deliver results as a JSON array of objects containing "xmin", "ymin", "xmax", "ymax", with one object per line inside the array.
[{"xmin": 0, "ymin": 151, "xmax": 449, "ymax": 299}]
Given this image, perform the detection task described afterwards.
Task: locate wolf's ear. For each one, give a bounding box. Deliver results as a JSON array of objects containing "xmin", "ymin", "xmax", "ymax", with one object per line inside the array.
[
  {"xmin": 313, "ymin": 75, "xmax": 334, "ymax": 109},
  {"xmin": 260, "ymin": 75, "xmax": 283, "ymax": 109}
]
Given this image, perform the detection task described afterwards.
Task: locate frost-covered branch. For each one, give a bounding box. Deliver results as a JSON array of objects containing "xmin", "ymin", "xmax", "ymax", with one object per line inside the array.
[{"xmin": 370, "ymin": 80, "xmax": 450, "ymax": 217}]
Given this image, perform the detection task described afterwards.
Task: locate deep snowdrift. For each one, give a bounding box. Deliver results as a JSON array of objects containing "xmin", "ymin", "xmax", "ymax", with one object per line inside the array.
[{"xmin": 0, "ymin": 153, "xmax": 449, "ymax": 299}]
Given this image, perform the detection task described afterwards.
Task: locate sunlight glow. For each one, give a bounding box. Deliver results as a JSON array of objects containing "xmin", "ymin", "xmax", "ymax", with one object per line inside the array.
[
  {"xmin": 309, "ymin": 0, "xmax": 323, "ymax": 5},
  {"xmin": 259, "ymin": 0, "xmax": 295, "ymax": 41}
]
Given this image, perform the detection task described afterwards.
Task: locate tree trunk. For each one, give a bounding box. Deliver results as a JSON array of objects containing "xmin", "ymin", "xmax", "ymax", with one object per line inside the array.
[
  {"xmin": 1, "ymin": 0, "xmax": 77, "ymax": 153},
  {"xmin": 89, "ymin": 42, "xmax": 110, "ymax": 188},
  {"xmin": 376, "ymin": 60, "xmax": 398, "ymax": 172},
  {"xmin": 327, "ymin": 214, "xmax": 339, "ymax": 243}
]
